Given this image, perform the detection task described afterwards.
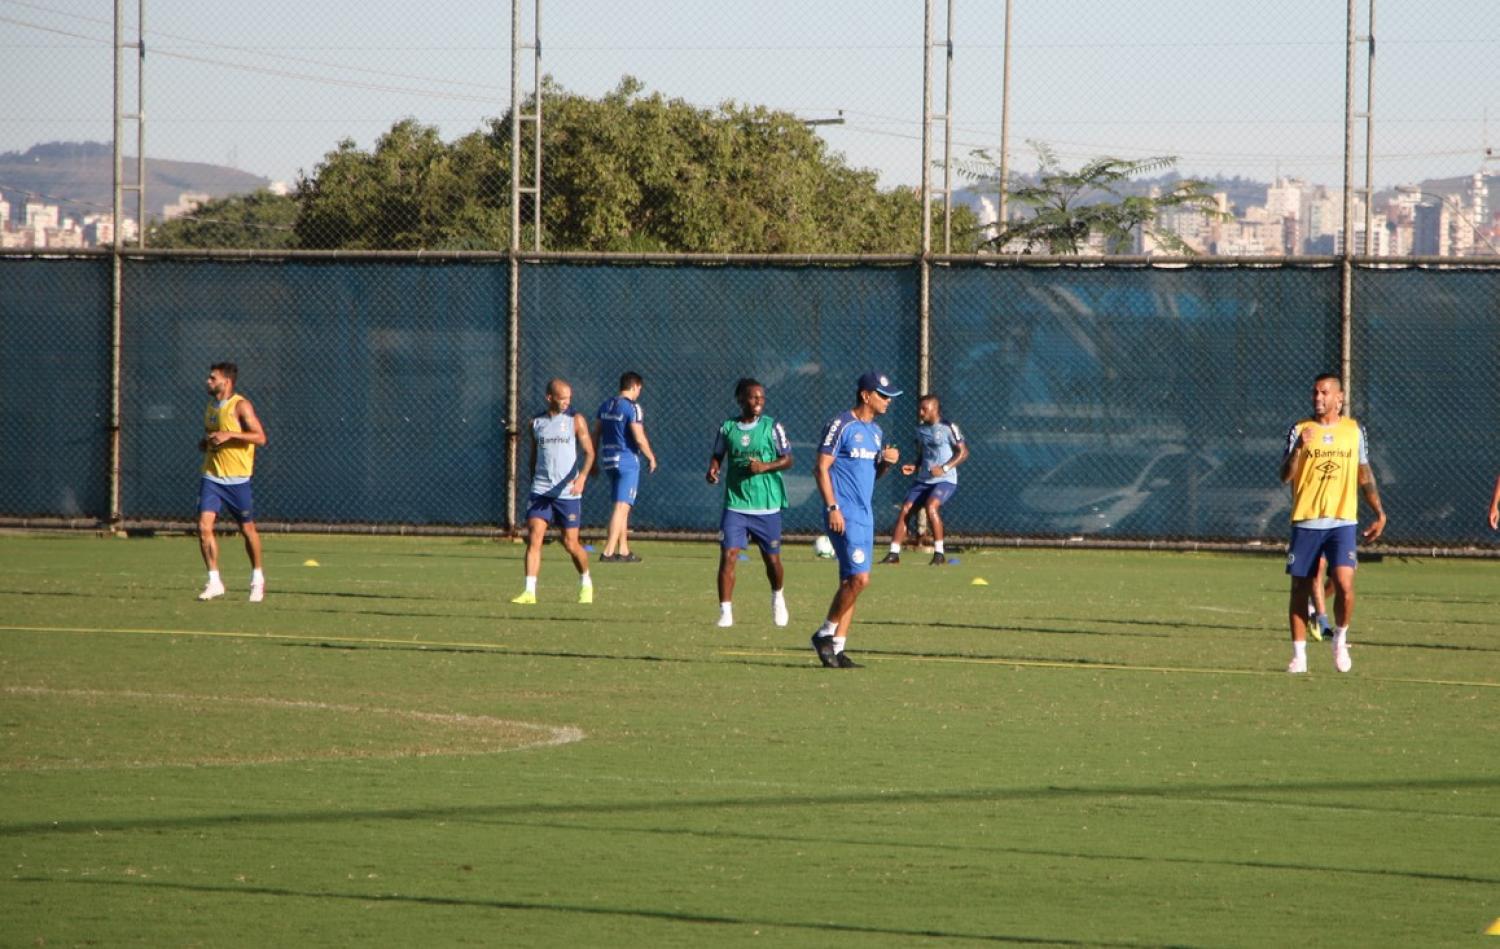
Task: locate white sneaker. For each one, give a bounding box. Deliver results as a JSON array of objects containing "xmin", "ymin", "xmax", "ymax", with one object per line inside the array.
[
  {"xmin": 716, "ymin": 611, "xmax": 734, "ymax": 628},
  {"xmin": 1332, "ymin": 635, "xmax": 1352, "ymax": 673},
  {"xmin": 771, "ymin": 594, "xmax": 789, "ymax": 627},
  {"xmin": 197, "ymin": 579, "xmax": 226, "ymax": 601},
  {"xmin": 249, "ymin": 581, "xmax": 265, "ymax": 603},
  {"xmin": 1286, "ymin": 655, "xmax": 1307, "ymax": 675}
]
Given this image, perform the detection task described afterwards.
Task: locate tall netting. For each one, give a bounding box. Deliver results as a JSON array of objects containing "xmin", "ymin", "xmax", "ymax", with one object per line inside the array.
[
  {"xmin": 517, "ymin": 262, "xmax": 917, "ymax": 533},
  {"xmin": 118, "ymin": 257, "xmax": 509, "ymax": 526},
  {"xmin": 5, "ymin": 3, "xmax": 1496, "ymax": 259},
  {"xmin": 1352, "ymin": 265, "xmax": 1500, "ymax": 546},
  {"xmin": 929, "ymin": 264, "xmax": 1342, "ymax": 541},
  {"xmin": 5, "ymin": 255, "xmax": 1500, "ymax": 550},
  {"xmin": 0, "ymin": 257, "xmax": 113, "ymax": 520}
]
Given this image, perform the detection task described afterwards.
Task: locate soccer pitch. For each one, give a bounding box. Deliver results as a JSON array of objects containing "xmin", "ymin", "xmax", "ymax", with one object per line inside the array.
[{"xmin": 2, "ymin": 532, "xmax": 1497, "ymax": 947}]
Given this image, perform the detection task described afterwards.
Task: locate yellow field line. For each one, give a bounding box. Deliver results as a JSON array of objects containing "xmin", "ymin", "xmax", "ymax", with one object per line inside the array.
[{"xmin": 0, "ymin": 624, "xmax": 511, "ymax": 653}]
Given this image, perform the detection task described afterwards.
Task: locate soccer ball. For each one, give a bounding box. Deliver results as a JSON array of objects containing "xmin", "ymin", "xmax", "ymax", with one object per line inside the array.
[{"xmin": 813, "ymin": 535, "xmax": 835, "ymax": 559}]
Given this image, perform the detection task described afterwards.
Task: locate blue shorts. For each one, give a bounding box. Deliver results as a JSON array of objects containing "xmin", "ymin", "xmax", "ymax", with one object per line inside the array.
[
  {"xmin": 720, "ymin": 510, "xmax": 782, "ymax": 554},
  {"xmin": 198, "ymin": 478, "xmax": 254, "ymax": 524},
  {"xmin": 829, "ymin": 520, "xmax": 874, "ymax": 578},
  {"xmin": 605, "ymin": 465, "xmax": 639, "ymax": 505},
  {"xmin": 1286, "ymin": 525, "xmax": 1358, "ymax": 578},
  {"xmin": 903, "ymin": 480, "xmax": 957, "ymax": 508},
  {"xmin": 526, "ymin": 494, "xmax": 582, "ymax": 530}
]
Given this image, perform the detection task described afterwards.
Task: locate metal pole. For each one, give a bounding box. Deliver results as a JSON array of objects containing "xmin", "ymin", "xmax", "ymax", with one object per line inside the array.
[
  {"xmin": 136, "ymin": 0, "xmax": 145, "ymax": 246},
  {"xmin": 941, "ymin": 0, "xmax": 954, "ymax": 254},
  {"xmin": 1340, "ymin": 0, "xmax": 1356, "ymax": 404},
  {"xmin": 531, "ymin": 0, "xmax": 542, "ymax": 251},
  {"xmin": 109, "ymin": 0, "xmax": 124, "ymax": 530},
  {"xmin": 510, "ymin": 0, "xmax": 520, "ymax": 256},
  {"xmin": 1362, "ymin": 0, "xmax": 1374, "ymax": 247},
  {"xmin": 997, "ymin": 0, "xmax": 1012, "ymax": 240},
  {"xmin": 506, "ymin": 0, "xmax": 521, "ymax": 533},
  {"xmin": 919, "ymin": 0, "xmax": 933, "ymax": 398}
]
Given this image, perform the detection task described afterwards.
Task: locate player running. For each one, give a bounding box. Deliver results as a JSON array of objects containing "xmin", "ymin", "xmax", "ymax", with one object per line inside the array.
[
  {"xmin": 196, "ymin": 362, "xmax": 268, "ymax": 602},
  {"xmin": 810, "ymin": 371, "xmax": 902, "ymax": 668},
  {"xmin": 880, "ymin": 393, "xmax": 968, "ymax": 566},
  {"xmin": 513, "ymin": 378, "xmax": 595, "ymax": 605},
  {"xmin": 706, "ymin": 378, "xmax": 793, "ymax": 629}
]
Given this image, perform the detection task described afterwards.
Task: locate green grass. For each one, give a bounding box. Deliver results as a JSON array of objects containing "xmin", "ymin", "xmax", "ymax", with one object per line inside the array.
[{"xmin": 2, "ymin": 532, "xmax": 1497, "ymax": 947}]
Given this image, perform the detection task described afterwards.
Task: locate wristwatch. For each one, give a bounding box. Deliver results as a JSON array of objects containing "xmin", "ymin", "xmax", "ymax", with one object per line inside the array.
[{"xmin": 826, "ymin": 503, "xmax": 839, "ymax": 513}]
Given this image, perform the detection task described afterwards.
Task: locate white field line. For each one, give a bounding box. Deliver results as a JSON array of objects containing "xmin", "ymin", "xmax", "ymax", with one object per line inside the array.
[{"xmin": 1, "ymin": 686, "xmax": 583, "ymax": 771}]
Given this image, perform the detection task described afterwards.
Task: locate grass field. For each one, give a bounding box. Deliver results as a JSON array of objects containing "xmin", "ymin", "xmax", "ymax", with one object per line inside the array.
[{"xmin": 2, "ymin": 531, "xmax": 1497, "ymax": 947}]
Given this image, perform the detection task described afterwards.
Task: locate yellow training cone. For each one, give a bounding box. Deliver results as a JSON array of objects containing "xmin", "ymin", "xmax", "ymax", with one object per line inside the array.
[
  {"xmin": 302, "ymin": 559, "xmax": 320, "ymax": 567},
  {"xmin": 970, "ymin": 577, "xmax": 989, "ymax": 586},
  {"xmin": 1485, "ymin": 918, "xmax": 1500, "ymax": 935}
]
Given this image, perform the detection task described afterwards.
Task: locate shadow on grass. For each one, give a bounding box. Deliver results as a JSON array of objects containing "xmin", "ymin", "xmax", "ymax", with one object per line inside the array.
[
  {"xmin": 476, "ymin": 816, "xmax": 1500, "ymax": 887},
  {"xmin": 6, "ymin": 775, "xmax": 1497, "ymax": 846},
  {"xmin": 6, "ymin": 876, "xmax": 1195, "ymax": 947}
]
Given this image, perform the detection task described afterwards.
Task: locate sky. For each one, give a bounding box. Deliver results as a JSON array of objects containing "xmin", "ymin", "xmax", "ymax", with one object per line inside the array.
[{"xmin": 2, "ymin": 0, "xmax": 1497, "ymax": 199}]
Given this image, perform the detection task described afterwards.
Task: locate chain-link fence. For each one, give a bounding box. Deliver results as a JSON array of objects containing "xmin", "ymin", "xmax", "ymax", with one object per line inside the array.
[
  {"xmin": 4, "ymin": 254, "xmax": 1499, "ymax": 549},
  {"xmin": 4, "ymin": 4, "xmax": 1495, "ymax": 256},
  {"xmin": 114, "ymin": 256, "xmax": 510, "ymax": 526},
  {"xmin": 0, "ymin": 256, "xmax": 113, "ymax": 520}
]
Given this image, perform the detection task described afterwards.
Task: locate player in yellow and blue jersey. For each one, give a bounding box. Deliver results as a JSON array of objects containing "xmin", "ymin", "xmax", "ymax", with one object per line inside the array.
[
  {"xmin": 196, "ymin": 362, "xmax": 268, "ymax": 602},
  {"xmin": 1279, "ymin": 373, "xmax": 1387, "ymax": 674}
]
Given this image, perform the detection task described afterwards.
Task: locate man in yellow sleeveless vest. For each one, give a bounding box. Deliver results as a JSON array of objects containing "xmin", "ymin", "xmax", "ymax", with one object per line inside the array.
[
  {"xmin": 197, "ymin": 362, "xmax": 269, "ymax": 602},
  {"xmin": 1278, "ymin": 373, "xmax": 1386, "ymax": 674}
]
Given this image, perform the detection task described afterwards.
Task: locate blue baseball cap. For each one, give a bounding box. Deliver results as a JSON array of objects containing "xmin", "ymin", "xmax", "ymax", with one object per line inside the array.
[{"xmin": 856, "ymin": 371, "xmax": 903, "ymax": 398}]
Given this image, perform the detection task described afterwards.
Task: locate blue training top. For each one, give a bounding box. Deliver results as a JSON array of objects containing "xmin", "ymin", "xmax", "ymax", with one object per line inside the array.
[
  {"xmin": 818, "ymin": 409, "xmax": 885, "ymax": 523},
  {"xmin": 595, "ymin": 395, "xmax": 643, "ymax": 470}
]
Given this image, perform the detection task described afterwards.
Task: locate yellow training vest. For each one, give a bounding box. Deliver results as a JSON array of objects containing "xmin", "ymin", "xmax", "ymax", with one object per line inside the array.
[
  {"xmin": 202, "ymin": 394, "xmax": 255, "ymax": 479},
  {"xmin": 1288, "ymin": 416, "xmax": 1362, "ymax": 523}
]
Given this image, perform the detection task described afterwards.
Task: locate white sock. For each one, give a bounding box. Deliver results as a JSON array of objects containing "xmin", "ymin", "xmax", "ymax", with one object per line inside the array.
[
  {"xmin": 771, "ymin": 589, "xmax": 785, "ymax": 602},
  {"xmin": 1335, "ymin": 626, "xmax": 1348, "ymax": 644},
  {"xmin": 889, "ymin": 543, "xmax": 901, "ymax": 554},
  {"xmin": 933, "ymin": 540, "xmax": 945, "ymax": 554},
  {"xmin": 832, "ymin": 636, "xmax": 846, "ymax": 654},
  {"xmin": 815, "ymin": 620, "xmax": 836, "ymax": 638},
  {"xmin": 208, "ymin": 570, "xmax": 221, "ymax": 584},
  {"xmin": 524, "ymin": 576, "xmax": 537, "ymax": 594},
  {"xmin": 580, "ymin": 571, "xmax": 592, "ymax": 587},
  {"xmin": 1293, "ymin": 640, "xmax": 1307, "ymax": 660},
  {"xmin": 251, "ymin": 568, "xmax": 264, "ymax": 584},
  {"xmin": 720, "ymin": 601, "xmax": 732, "ymax": 614}
]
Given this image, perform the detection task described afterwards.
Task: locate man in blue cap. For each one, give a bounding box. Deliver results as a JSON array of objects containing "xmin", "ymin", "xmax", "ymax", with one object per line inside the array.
[{"xmin": 810, "ymin": 371, "xmax": 902, "ymax": 668}]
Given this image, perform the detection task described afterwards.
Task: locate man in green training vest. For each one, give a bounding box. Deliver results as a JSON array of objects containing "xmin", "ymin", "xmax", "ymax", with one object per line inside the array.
[{"xmin": 706, "ymin": 378, "xmax": 793, "ymax": 628}]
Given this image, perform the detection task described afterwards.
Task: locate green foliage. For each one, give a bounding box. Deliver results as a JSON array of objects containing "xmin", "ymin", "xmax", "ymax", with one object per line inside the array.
[
  {"xmin": 295, "ymin": 78, "xmax": 972, "ymax": 252},
  {"xmin": 961, "ymin": 142, "xmax": 1226, "ymax": 254},
  {"xmin": 295, "ymin": 119, "xmax": 508, "ymax": 250},
  {"xmin": 149, "ymin": 190, "xmax": 301, "ymax": 249}
]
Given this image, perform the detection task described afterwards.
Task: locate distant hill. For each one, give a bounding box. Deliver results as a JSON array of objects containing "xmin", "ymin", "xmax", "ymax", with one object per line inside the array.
[{"xmin": 0, "ymin": 142, "xmax": 270, "ymax": 225}]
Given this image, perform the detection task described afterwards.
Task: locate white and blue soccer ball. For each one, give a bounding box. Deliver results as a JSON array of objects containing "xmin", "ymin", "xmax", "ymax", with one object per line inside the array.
[{"xmin": 813, "ymin": 535, "xmax": 835, "ymax": 559}]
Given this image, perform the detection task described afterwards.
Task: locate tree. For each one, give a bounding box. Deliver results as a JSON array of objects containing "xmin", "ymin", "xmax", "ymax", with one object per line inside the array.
[
  {"xmin": 295, "ymin": 77, "xmax": 974, "ymax": 253},
  {"xmin": 959, "ymin": 143, "xmax": 1225, "ymax": 255},
  {"xmin": 295, "ymin": 119, "xmax": 507, "ymax": 250},
  {"xmin": 150, "ymin": 190, "xmax": 300, "ymax": 249}
]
